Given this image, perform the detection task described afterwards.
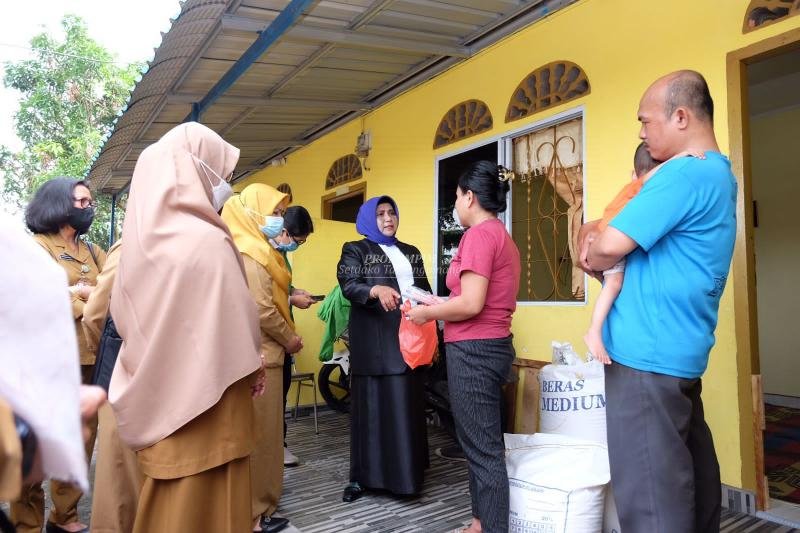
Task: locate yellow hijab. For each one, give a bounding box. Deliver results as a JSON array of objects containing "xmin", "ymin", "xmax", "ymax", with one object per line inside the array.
[{"xmin": 222, "ymin": 184, "xmax": 293, "ymax": 323}]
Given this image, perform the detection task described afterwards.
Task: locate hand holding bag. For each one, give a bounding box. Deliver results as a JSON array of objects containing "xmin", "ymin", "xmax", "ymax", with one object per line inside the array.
[
  {"xmin": 398, "ymin": 300, "xmax": 437, "ymax": 369},
  {"xmin": 91, "ymin": 315, "xmax": 122, "ymax": 392}
]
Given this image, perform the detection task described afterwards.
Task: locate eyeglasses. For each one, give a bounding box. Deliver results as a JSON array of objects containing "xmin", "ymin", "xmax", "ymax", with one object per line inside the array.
[
  {"xmin": 284, "ymin": 230, "xmax": 305, "ymax": 246},
  {"xmin": 73, "ymin": 197, "xmax": 96, "ymax": 209}
]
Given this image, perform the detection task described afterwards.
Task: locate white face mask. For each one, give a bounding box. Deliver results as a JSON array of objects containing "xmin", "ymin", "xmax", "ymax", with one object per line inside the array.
[
  {"xmin": 193, "ymin": 155, "xmax": 233, "ymax": 211},
  {"xmin": 452, "ymin": 206, "xmax": 462, "ymax": 228}
]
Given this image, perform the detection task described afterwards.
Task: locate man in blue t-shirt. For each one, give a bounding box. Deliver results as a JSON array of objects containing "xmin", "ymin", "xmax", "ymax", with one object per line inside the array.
[{"xmin": 579, "ymin": 70, "xmax": 737, "ymax": 533}]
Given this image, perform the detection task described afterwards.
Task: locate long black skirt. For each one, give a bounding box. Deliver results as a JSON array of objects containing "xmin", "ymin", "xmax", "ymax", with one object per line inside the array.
[{"xmin": 349, "ymin": 370, "xmax": 429, "ymax": 495}]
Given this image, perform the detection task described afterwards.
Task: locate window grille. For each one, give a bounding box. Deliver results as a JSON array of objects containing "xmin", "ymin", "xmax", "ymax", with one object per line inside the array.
[{"xmin": 511, "ymin": 116, "xmax": 584, "ymax": 302}]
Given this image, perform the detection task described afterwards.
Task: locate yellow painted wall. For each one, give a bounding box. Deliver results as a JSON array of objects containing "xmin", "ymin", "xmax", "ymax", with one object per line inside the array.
[
  {"xmin": 283, "ymin": 219, "xmax": 359, "ymax": 408},
  {"xmin": 240, "ymin": 0, "xmax": 800, "ymax": 490}
]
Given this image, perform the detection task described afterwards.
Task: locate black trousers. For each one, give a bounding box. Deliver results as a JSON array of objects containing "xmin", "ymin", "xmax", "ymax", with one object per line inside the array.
[
  {"xmin": 446, "ymin": 337, "xmax": 514, "ymax": 533},
  {"xmin": 605, "ymin": 362, "xmax": 721, "ymax": 533},
  {"xmin": 282, "ymin": 354, "xmax": 292, "ymax": 447},
  {"xmin": 0, "ymin": 510, "xmax": 14, "ymax": 533}
]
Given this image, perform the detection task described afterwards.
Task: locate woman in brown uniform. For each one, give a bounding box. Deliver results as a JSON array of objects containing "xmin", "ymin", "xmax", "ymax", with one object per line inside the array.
[
  {"xmin": 108, "ymin": 122, "xmax": 265, "ymax": 533},
  {"xmin": 81, "ymin": 238, "xmax": 144, "ymax": 533},
  {"xmin": 221, "ymin": 184, "xmax": 302, "ymax": 533},
  {"xmin": 11, "ymin": 177, "xmax": 107, "ymax": 533}
]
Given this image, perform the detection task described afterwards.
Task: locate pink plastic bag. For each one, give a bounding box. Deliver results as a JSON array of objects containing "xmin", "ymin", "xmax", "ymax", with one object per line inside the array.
[{"xmin": 398, "ymin": 300, "xmax": 438, "ymax": 369}]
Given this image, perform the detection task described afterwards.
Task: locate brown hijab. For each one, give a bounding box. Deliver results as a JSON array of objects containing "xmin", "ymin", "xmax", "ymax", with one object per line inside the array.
[{"xmin": 109, "ymin": 122, "xmax": 261, "ymax": 450}]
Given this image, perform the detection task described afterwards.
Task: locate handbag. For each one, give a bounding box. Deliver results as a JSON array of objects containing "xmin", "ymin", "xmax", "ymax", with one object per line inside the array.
[{"xmin": 91, "ymin": 314, "xmax": 122, "ymax": 392}]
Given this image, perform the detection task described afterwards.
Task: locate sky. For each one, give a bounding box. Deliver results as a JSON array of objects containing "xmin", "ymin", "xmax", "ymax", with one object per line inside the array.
[{"xmin": 0, "ymin": 0, "xmax": 182, "ymax": 151}]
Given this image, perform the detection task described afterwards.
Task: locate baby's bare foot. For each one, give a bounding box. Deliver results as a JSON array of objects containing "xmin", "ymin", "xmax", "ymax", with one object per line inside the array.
[{"xmin": 584, "ymin": 331, "xmax": 612, "ymax": 365}]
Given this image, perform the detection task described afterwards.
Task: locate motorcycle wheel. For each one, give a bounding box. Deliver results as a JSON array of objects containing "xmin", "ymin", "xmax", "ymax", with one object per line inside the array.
[{"xmin": 318, "ymin": 363, "xmax": 350, "ymax": 413}]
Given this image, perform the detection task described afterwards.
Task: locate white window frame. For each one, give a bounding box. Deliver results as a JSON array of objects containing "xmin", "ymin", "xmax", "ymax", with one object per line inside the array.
[
  {"xmin": 432, "ymin": 105, "xmax": 588, "ymax": 306},
  {"xmin": 432, "ymin": 139, "xmax": 503, "ymax": 295}
]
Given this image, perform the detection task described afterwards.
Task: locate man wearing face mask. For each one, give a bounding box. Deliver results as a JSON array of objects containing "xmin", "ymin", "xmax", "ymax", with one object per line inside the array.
[
  {"xmin": 11, "ymin": 178, "xmax": 107, "ymax": 533},
  {"xmin": 221, "ymin": 184, "xmax": 303, "ymax": 533},
  {"xmin": 273, "ymin": 196, "xmax": 317, "ymax": 468}
]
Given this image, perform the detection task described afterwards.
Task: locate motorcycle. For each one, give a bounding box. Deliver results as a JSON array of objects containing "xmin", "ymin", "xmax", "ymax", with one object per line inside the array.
[
  {"xmin": 318, "ymin": 347, "xmax": 351, "ymax": 413},
  {"xmin": 317, "ymin": 326, "xmax": 460, "ymax": 443}
]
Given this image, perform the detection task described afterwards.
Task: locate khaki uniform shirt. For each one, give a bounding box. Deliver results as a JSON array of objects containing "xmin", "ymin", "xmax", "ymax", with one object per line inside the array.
[
  {"xmin": 242, "ymin": 255, "xmax": 294, "ymax": 367},
  {"xmin": 34, "ymin": 233, "xmax": 107, "ymax": 365},
  {"xmin": 0, "ymin": 398, "xmax": 22, "ymax": 500},
  {"xmin": 82, "ymin": 240, "xmax": 121, "ymax": 354},
  {"xmin": 136, "ymin": 377, "xmax": 254, "ymax": 479}
]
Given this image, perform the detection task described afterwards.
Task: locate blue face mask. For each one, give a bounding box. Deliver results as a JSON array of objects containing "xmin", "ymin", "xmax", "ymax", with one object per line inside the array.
[
  {"xmin": 259, "ymin": 215, "xmax": 284, "ymax": 239},
  {"xmin": 276, "ymin": 239, "xmax": 299, "ymax": 253}
]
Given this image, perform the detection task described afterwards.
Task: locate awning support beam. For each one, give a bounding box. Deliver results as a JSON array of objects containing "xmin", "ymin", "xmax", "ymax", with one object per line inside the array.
[
  {"xmin": 108, "ymin": 193, "xmax": 117, "ymax": 248},
  {"xmin": 169, "ymin": 93, "xmax": 367, "ymax": 110},
  {"xmin": 183, "ymin": 0, "xmax": 317, "ymax": 123},
  {"xmin": 221, "ymin": 14, "xmax": 470, "ymax": 57}
]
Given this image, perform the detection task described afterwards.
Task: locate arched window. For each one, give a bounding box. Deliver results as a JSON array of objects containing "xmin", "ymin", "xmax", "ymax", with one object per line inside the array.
[
  {"xmin": 325, "ymin": 154, "xmax": 362, "ymax": 189},
  {"xmin": 433, "ymin": 99, "xmax": 493, "ymax": 149},
  {"xmin": 743, "ymin": 0, "xmax": 797, "ymax": 32},
  {"xmin": 505, "ymin": 61, "xmax": 590, "ymax": 123}
]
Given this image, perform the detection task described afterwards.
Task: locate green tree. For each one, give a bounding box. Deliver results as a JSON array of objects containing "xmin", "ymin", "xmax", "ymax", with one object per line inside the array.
[{"xmin": 0, "ymin": 14, "xmax": 142, "ymax": 246}]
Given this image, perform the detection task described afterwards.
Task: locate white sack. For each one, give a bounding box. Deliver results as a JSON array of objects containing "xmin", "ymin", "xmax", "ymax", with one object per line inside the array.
[{"xmin": 505, "ymin": 433, "xmax": 610, "ymax": 533}]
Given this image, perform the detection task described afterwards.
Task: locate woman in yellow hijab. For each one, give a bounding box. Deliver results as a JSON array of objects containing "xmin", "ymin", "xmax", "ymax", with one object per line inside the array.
[{"xmin": 222, "ymin": 184, "xmax": 303, "ymax": 533}]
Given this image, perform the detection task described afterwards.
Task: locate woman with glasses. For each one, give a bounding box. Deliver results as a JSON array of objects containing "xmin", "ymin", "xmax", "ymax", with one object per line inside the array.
[
  {"xmin": 221, "ymin": 184, "xmax": 303, "ymax": 533},
  {"xmin": 277, "ymin": 204, "xmax": 316, "ymax": 468},
  {"xmin": 10, "ymin": 178, "xmax": 106, "ymax": 533}
]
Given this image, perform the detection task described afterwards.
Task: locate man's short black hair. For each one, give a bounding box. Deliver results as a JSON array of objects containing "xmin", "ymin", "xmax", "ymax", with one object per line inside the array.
[
  {"xmin": 25, "ymin": 177, "xmax": 87, "ymax": 234},
  {"xmin": 284, "ymin": 205, "xmax": 313, "ymax": 237},
  {"xmin": 665, "ymin": 70, "xmax": 714, "ymax": 123}
]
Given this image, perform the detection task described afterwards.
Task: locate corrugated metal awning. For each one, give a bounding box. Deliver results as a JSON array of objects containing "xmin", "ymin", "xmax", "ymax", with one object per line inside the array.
[{"xmin": 88, "ymin": 0, "xmax": 575, "ymax": 194}]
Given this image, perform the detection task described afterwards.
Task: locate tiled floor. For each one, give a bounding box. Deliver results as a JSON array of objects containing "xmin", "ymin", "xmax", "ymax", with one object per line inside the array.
[
  {"xmin": 280, "ymin": 409, "xmax": 798, "ymax": 533},
  {"xmin": 279, "ymin": 409, "xmax": 473, "ymax": 532},
  {"xmin": 3, "ymin": 408, "xmax": 798, "ymax": 532}
]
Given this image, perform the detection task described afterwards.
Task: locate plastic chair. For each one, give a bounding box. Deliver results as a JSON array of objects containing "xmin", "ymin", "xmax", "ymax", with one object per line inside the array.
[{"xmin": 290, "ymin": 356, "xmax": 318, "ymax": 434}]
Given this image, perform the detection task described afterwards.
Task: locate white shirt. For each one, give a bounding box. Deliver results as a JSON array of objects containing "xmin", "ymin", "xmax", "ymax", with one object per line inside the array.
[{"xmin": 379, "ymin": 244, "xmax": 414, "ymax": 298}]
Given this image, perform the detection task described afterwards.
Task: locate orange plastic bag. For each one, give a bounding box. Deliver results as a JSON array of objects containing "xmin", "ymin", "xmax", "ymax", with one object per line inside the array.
[{"xmin": 399, "ymin": 300, "xmax": 438, "ymax": 369}]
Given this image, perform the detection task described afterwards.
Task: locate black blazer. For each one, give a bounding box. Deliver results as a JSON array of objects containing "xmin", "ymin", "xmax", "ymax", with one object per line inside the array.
[{"xmin": 337, "ymin": 238, "xmax": 432, "ymax": 376}]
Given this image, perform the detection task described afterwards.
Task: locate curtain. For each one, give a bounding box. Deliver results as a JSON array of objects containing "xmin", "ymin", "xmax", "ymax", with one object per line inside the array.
[{"xmin": 512, "ymin": 117, "xmax": 584, "ymax": 300}]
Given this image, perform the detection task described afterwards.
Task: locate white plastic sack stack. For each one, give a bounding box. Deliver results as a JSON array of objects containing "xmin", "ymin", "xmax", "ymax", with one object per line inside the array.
[
  {"xmin": 539, "ymin": 343, "xmax": 607, "ymax": 444},
  {"xmin": 505, "ymin": 433, "xmax": 610, "ymax": 533},
  {"xmin": 538, "ymin": 341, "xmax": 621, "ymax": 533}
]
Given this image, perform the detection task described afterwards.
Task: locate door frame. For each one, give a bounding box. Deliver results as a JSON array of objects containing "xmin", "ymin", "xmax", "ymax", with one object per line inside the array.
[
  {"xmin": 727, "ymin": 26, "xmax": 800, "ymax": 511},
  {"xmin": 321, "ymin": 181, "xmax": 366, "ymax": 222}
]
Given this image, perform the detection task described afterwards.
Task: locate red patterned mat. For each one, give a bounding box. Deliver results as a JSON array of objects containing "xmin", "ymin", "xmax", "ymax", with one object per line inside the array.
[{"xmin": 765, "ymin": 404, "xmax": 800, "ymax": 505}]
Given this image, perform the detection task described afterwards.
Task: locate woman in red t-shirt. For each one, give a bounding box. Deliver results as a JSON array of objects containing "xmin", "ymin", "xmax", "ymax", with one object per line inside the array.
[{"xmin": 407, "ymin": 161, "xmax": 520, "ymax": 533}]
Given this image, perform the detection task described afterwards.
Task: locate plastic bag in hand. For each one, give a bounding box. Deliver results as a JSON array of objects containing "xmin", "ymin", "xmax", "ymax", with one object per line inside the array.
[{"xmin": 398, "ymin": 300, "xmax": 438, "ymax": 369}]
